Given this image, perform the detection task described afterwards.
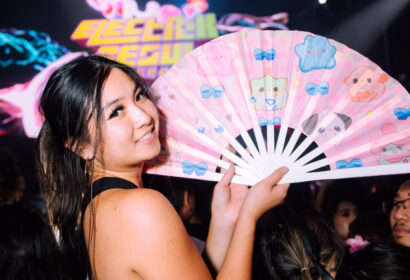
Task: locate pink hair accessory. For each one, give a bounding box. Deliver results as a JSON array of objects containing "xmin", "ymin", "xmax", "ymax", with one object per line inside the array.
[{"xmin": 346, "ymin": 234, "xmax": 369, "ymax": 254}]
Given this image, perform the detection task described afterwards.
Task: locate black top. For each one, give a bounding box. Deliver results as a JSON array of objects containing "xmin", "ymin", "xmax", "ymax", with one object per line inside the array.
[{"xmin": 81, "ymin": 177, "xmax": 138, "ymax": 220}]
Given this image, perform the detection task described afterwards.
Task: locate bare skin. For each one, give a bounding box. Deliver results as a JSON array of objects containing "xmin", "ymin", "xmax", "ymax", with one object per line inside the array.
[
  {"xmin": 390, "ymin": 181, "xmax": 410, "ymax": 248},
  {"xmin": 333, "ymin": 201, "xmax": 359, "ymax": 239}
]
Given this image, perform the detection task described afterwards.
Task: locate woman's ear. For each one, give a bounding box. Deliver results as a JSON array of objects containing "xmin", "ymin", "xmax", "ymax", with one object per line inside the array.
[{"xmin": 64, "ymin": 137, "xmax": 94, "ymax": 161}]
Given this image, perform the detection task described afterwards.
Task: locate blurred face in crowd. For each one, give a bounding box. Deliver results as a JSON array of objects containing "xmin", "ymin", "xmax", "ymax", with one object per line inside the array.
[
  {"xmin": 390, "ymin": 181, "xmax": 410, "ymax": 247},
  {"xmin": 333, "ymin": 201, "xmax": 359, "ymax": 239}
]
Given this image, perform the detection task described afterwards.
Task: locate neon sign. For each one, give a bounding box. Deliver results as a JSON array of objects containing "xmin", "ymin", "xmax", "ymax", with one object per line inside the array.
[{"xmin": 71, "ymin": 13, "xmax": 218, "ymax": 80}]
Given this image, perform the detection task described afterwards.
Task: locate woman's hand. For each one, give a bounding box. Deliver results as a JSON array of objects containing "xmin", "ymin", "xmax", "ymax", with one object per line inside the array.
[
  {"xmin": 205, "ymin": 164, "xmax": 248, "ymax": 272},
  {"xmin": 240, "ymin": 166, "xmax": 290, "ymax": 222},
  {"xmin": 216, "ymin": 166, "xmax": 290, "ymax": 280},
  {"xmin": 211, "ymin": 164, "xmax": 248, "ymax": 228}
]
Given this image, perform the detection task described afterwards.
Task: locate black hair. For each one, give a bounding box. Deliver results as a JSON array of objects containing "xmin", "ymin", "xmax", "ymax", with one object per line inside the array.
[
  {"xmin": 253, "ymin": 205, "xmax": 344, "ymax": 280},
  {"xmin": 0, "ymin": 203, "xmax": 67, "ymax": 280},
  {"xmin": 0, "ymin": 143, "xmax": 22, "ymax": 205},
  {"xmin": 321, "ymin": 179, "xmax": 364, "ymax": 228},
  {"xmin": 336, "ymin": 242, "xmax": 410, "ymax": 280},
  {"xmin": 36, "ymin": 55, "xmax": 150, "ymax": 277}
]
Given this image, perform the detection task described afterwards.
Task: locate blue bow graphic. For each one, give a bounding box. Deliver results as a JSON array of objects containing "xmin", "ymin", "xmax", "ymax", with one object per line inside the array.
[
  {"xmin": 265, "ymin": 99, "xmax": 276, "ymax": 106},
  {"xmin": 258, "ymin": 117, "xmax": 281, "ymax": 126},
  {"xmin": 200, "ymin": 84, "xmax": 224, "ymax": 99},
  {"xmin": 394, "ymin": 107, "xmax": 409, "ymax": 120},
  {"xmin": 182, "ymin": 160, "xmax": 208, "ymax": 176},
  {"xmin": 254, "ymin": 48, "xmax": 276, "ymax": 61},
  {"xmin": 336, "ymin": 158, "xmax": 363, "ymax": 169},
  {"xmin": 305, "ymin": 81, "xmax": 330, "ymax": 96}
]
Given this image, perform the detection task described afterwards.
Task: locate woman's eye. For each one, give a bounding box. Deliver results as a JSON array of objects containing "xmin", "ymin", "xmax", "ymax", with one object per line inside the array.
[
  {"xmin": 136, "ymin": 92, "xmax": 147, "ymax": 102},
  {"xmin": 108, "ymin": 106, "xmax": 124, "ymax": 119}
]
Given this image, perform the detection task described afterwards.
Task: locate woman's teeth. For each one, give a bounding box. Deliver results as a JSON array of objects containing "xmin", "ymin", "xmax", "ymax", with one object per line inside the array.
[{"xmin": 137, "ymin": 132, "xmax": 152, "ymax": 143}]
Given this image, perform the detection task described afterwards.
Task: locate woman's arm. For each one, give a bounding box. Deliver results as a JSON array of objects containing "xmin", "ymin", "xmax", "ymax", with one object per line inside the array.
[{"xmin": 217, "ymin": 166, "xmax": 290, "ymax": 280}]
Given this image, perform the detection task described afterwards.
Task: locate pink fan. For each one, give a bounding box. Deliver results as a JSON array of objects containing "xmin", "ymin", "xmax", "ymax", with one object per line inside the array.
[{"xmin": 144, "ymin": 30, "xmax": 410, "ymax": 185}]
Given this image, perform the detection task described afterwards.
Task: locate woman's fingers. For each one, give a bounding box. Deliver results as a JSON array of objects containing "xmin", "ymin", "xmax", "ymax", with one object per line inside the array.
[
  {"xmin": 217, "ymin": 163, "xmax": 235, "ymax": 187},
  {"xmin": 258, "ymin": 166, "xmax": 289, "ymax": 189},
  {"xmin": 241, "ymin": 166, "xmax": 290, "ymax": 221}
]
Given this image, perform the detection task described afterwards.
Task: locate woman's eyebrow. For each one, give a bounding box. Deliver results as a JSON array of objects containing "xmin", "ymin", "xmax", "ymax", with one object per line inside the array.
[{"xmin": 102, "ymin": 98, "xmax": 122, "ymax": 111}]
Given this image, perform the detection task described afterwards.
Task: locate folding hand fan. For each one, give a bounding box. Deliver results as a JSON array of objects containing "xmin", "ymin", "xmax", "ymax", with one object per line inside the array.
[{"xmin": 144, "ymin": 29, "xmax": 410, "ymax": 185}]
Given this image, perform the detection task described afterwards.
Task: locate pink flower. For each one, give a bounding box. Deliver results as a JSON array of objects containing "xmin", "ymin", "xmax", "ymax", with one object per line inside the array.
[{"xmin": 346, "ymin": 234, "xmax": 369, "ymax": 254}]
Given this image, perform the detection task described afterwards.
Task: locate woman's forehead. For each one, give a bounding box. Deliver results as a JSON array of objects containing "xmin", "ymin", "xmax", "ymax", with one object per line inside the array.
[{"xmin": 102, "ymin": 68, "xmax": 136, "ymax": 101}]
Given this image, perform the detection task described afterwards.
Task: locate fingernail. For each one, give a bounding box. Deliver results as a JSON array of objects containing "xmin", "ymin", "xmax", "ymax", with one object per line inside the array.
[{"xmin": 279, "ymin": 166, "xmax": 289, "ymax": 174}]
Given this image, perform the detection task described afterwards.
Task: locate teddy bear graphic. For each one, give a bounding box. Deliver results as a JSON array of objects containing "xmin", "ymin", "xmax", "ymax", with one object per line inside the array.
[
  {"xmin": 249, "ymin": 75, "xmax": 288, "ymax": 111},
  {"xmin": 344, "ymin": 66, "xmax": 388, "ymax": 102}
]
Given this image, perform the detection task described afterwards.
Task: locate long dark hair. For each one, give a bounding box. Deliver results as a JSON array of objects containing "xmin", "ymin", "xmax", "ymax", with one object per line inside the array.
[
  {"xmin": 336, "ymin": 242, "xmax": 410, "ymax": 280},
  {"xmin": 36, "ymin": 55, "xmax": 150, "ymax": 277},
  {"xmin": 253, "ymin": 205, "xmax": 344, "ymax": 280}
]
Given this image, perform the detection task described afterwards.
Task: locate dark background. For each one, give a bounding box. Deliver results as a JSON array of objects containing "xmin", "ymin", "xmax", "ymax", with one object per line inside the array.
[{"xmin": 2, "ymin": 0, "xmax": 410, "ymax": 90}]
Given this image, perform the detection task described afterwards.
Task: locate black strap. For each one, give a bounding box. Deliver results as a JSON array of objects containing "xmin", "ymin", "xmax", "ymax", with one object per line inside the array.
[{"xmin": 81, "ymin": 177, "xmax": 138, "ymax": 218}]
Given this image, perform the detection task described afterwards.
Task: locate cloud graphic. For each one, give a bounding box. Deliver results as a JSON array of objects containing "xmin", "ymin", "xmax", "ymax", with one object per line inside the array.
[{"xmin": 295, "ymin": 35, "xmax": 336, "ymax": 73}]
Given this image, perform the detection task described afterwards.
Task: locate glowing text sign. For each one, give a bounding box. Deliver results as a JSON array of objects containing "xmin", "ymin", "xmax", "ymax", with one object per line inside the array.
[{"xmin": 71, "ymin": 13, "xmax": 218, "ymax": 80}]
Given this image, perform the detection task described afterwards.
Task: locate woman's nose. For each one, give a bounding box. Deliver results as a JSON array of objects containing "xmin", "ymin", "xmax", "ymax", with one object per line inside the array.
[{"xmin": 132, "ymin": 106, "xmax": 151, "ymax": 129}]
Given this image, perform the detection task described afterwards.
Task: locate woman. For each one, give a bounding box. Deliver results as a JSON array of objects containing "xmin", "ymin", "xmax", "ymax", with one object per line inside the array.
[
  {"xmin": 321, "ymin": 180, "xmax": 362, "ymax": 240},
  {"xmin": 37, "ymin": 55, "xmax": 290, "ymax": 279}
]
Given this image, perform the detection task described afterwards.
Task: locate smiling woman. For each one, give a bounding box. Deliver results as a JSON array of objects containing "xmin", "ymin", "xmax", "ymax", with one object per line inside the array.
[{"xmin": 36, "ymin": 55, "xmax": 290, "ymax": 280}]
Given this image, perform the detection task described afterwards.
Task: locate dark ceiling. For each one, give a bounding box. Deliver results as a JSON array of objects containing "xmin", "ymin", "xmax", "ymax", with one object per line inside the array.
[{"xmin": 2, "ymin": 0, "xmax": 410, "ymax": 90}]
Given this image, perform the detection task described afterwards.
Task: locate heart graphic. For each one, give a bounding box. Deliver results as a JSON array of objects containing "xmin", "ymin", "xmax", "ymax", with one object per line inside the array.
[{"xmin": 182, "ymin": 3, "xmax": 199, "ymax": 18}]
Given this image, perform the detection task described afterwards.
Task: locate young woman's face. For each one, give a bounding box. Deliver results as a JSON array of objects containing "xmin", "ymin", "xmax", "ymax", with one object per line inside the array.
[
  {"xmin": 333, "ymin": 201, "xmax": 358, "ymax": 239},
  {"xmin": 91, "ymin": 68, "xmax": 160, "ymax": 172}
]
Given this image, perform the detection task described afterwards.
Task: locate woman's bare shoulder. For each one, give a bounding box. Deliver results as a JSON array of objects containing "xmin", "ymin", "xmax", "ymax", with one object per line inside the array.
[
  {"xmin": 95, "ymin": 187, "xmax": 178, "ymax": 224},
  {"xmin": 91, "ymin": 187, "xmax": 210, "ymax": 279}
]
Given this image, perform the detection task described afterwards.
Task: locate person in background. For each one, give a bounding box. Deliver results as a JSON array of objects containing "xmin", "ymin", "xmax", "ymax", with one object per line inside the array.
[
  {"xmin": 321, "ymin": 180, "xmax": 362, "ymax": 240},
  {"xmin": 252, "ymin": 205, "xmax": 344, "ymax": 280},
  {"xmin": 336, "ymin": 242, "xmax": 410, "ymax": 280},
  {"xmin": 383, "ymin": 179, "xmax": 410, "ymax": 248}
]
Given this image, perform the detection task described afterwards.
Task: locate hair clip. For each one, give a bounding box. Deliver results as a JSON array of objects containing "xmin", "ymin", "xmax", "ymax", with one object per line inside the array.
[{"xmin": 301, "ymin": 267, "xmax": 309, "ymax": 272}]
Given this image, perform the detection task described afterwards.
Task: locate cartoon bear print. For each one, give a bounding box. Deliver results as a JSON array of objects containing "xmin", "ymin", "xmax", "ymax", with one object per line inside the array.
[
  {"xmin": 344, "ymin": 66, "xmax": 388, "ymax": 102},
  {"xmin": 302, "ymin": 108, "xmax": 352, "ymax": 150},
  {"xmin": 249, "ymin": 75, "xmax": 288, "ymax": 111}
]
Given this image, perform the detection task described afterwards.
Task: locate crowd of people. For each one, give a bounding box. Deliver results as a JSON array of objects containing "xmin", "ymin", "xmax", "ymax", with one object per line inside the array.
[{"xmin": 0, "ymin": 55, "xmax": 409, "ymax": 279}]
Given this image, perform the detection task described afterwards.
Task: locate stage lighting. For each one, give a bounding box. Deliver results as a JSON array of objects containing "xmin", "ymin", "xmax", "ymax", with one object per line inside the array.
[{"xmin": 319, "ymin": 0, "xmax": 327, "ymax": 4}]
